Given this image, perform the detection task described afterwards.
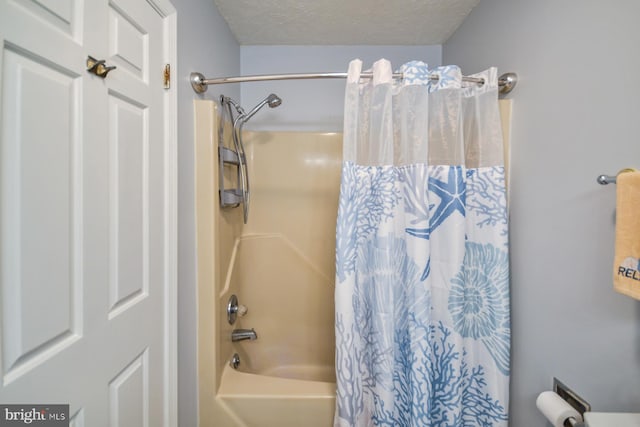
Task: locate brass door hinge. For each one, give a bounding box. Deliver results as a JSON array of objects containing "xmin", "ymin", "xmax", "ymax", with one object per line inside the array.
[{"xmin": 164, "ymin": 64, "xmax": 170, "ymax": 89}]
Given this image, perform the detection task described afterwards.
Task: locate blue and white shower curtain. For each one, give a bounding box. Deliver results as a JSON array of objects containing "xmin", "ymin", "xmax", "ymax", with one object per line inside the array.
[{"xmin": 334, "ymin": 59, "xmax": 510, "ymax": 427}]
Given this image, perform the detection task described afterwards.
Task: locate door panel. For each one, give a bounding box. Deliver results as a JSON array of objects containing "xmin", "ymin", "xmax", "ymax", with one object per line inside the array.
[
  {"xmin": 109, "ymin": 349, "xmax": 149, "ymax": 427},
  {"xmin": 108, "ymin": 4, "xmax": 148, "ymax": 82},
  {"xmin": 0, "ymin": 0, "xmax": 175, "ymax": 425},
  {"xmin": 11, "ymin": 0, "xmax": 82, "ymax": 41},
  {"xmin": 0, "ymin": 46, "xmax": 82, "ymax": 385},
  {"xmin": 108, "ymin": 92, "xmax": 149, "ymax": 319},
  {"xmin": 103, "ymin": 2, "xmax": 165, "ymax": 426}
]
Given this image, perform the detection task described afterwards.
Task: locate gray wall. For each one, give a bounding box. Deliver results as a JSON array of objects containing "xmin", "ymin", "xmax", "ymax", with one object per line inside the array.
[
  {"xmin": 444, "ymin": 1, "xmax": 640, "ymax": 425},
  {"xmin": 240, "ymin": 45, "xmax": 442, "ymax": 131},
  {"xmin": 175, "ymin": 1, "xmax": 240, "ymax": 426}
]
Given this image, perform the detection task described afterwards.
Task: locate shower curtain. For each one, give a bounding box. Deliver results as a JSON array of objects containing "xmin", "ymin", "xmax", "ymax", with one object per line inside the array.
[{"xmin": 334, "ymin": 59, "xmax": 509, "ymax": 427}]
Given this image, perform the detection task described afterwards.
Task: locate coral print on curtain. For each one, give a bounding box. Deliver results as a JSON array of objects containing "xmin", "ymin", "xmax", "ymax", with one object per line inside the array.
[{"xmin": 334, "ymin": 59, "xmax": 510, "ymax": 427}]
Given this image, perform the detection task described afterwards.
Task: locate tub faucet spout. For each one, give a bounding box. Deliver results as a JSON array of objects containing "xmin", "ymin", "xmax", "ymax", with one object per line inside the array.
[{"xmin": 231, "ymin": 328, "xmax": 257, "ymax": 342}]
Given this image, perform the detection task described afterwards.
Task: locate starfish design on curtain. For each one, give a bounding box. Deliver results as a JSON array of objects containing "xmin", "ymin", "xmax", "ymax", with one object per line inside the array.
[{"xmin": 406, "ymin": 166, "xmax": 466, "ymax": 280}]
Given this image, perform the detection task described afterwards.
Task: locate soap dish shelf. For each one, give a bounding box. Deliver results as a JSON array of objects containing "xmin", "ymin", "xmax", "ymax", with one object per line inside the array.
[{"xmin": 219, "ymin": 145, "xmax": 244, "ymax": 208}]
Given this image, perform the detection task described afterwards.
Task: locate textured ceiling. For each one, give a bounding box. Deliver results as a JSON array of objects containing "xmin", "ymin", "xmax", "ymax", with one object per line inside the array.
[{"xmin": 213, "ymin": 0, "xmax": 480, "ymax": 45}]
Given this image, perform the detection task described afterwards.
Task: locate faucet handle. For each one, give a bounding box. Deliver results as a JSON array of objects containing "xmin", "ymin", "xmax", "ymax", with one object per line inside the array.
[
  {"xmin": 228, "ymin": 294, "xmax": 249, "ymax": 325},
  {"xmin": 237, "ymin": 304, "xmax": 248, "ymax": 317}
]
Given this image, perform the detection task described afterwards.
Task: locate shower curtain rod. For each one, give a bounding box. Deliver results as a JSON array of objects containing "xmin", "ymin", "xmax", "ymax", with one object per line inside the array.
[{"xmin": 189, "ymin": 71, "xmax": 518, "ymax": 95}]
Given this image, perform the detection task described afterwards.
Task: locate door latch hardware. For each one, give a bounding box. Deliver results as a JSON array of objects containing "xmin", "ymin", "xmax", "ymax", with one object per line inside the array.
[{"xmin": 86, "ymin": 56, "xmax": 116, "ymax": 78}]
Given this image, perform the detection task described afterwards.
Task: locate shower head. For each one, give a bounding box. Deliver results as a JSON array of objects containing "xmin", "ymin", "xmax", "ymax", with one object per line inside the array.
[
  {"xmin": 241, "ymin": 93, "xmax": 282, "ymax": 122},
  {"xmin": 266, "ymin": 93, "xmax": 282, "ymax": 108}
]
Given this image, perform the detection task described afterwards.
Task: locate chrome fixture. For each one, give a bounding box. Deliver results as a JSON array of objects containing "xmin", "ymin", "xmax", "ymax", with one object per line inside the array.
[
  {"xmin": 230, "ymin": 353, "xmax": 241, "ymax": 369},
  {"xmin": 231, "ymin": 328, "xmax": 257, "ymax": 342},
  {"xmin": 242, "ymin": 93, "xmax": 282, "ymax": 121},
  {"xmin": 553, "ymin": 378, "xmax": 590, "ymax": 427},
  {"xmin": 227, "ymin": 294, "xmax": 239, "ymax": 324},
  {"xmin": 191, "ymin": 71, "xmax": 518, "ymax": 95},
  {"xmin": 227, "ymin": 294, "xmax": 248, "ymax": 325},
  {"xmin": 597, "ymin": 168, "xmax": 637, "ymax": 185},
  {"xmin": 219, "ymin": 94, "xmax": 282, "ymax": 223},
  {"xmin": 597, "ymin": 174, "xmax": 617, "ymax": 185},
  {"xmin": 497, "ymin": 72, "xmax": 517, "ymax": 95}
]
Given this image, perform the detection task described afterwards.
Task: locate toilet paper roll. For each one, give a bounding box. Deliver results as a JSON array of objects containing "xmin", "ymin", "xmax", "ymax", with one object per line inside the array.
[{"xmin": 536, "ymin": 391, "xmax": 583, "ymax": 427}]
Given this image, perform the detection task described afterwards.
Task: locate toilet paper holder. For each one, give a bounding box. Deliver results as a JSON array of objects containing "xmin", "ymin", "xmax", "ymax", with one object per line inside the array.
[
  {"xmin": 564, "ymin": 415, "xmax": 582, "ymax": 427},
  {"xmin": 554, "ymin": 378, "xmax": 591, "ymax": 426}
]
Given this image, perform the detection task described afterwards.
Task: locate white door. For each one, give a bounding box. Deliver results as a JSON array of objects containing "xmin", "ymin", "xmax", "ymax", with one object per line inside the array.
[{"xmin": 0, "ymin": 0, "xmax": 177, "ymax": 425}]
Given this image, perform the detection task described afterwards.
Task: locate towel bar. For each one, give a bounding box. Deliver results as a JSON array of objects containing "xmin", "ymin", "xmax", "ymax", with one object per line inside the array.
[
  {"xmin": 597, "ymin": 174, "xmax": 617, "ymax": 185},
  {"xmin": 598, "ymin": 168, "xmax": 637, "ymax": 185}
]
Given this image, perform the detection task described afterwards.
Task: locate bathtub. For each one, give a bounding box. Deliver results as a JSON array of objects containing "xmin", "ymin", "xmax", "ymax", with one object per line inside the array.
[
  {"xmin": 218, "ymin": 356, "xmax": 335, "ymax": 427},
  {"xmin": 217, "ymin": 234, "xmax": 336, "ymax": 427}
]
